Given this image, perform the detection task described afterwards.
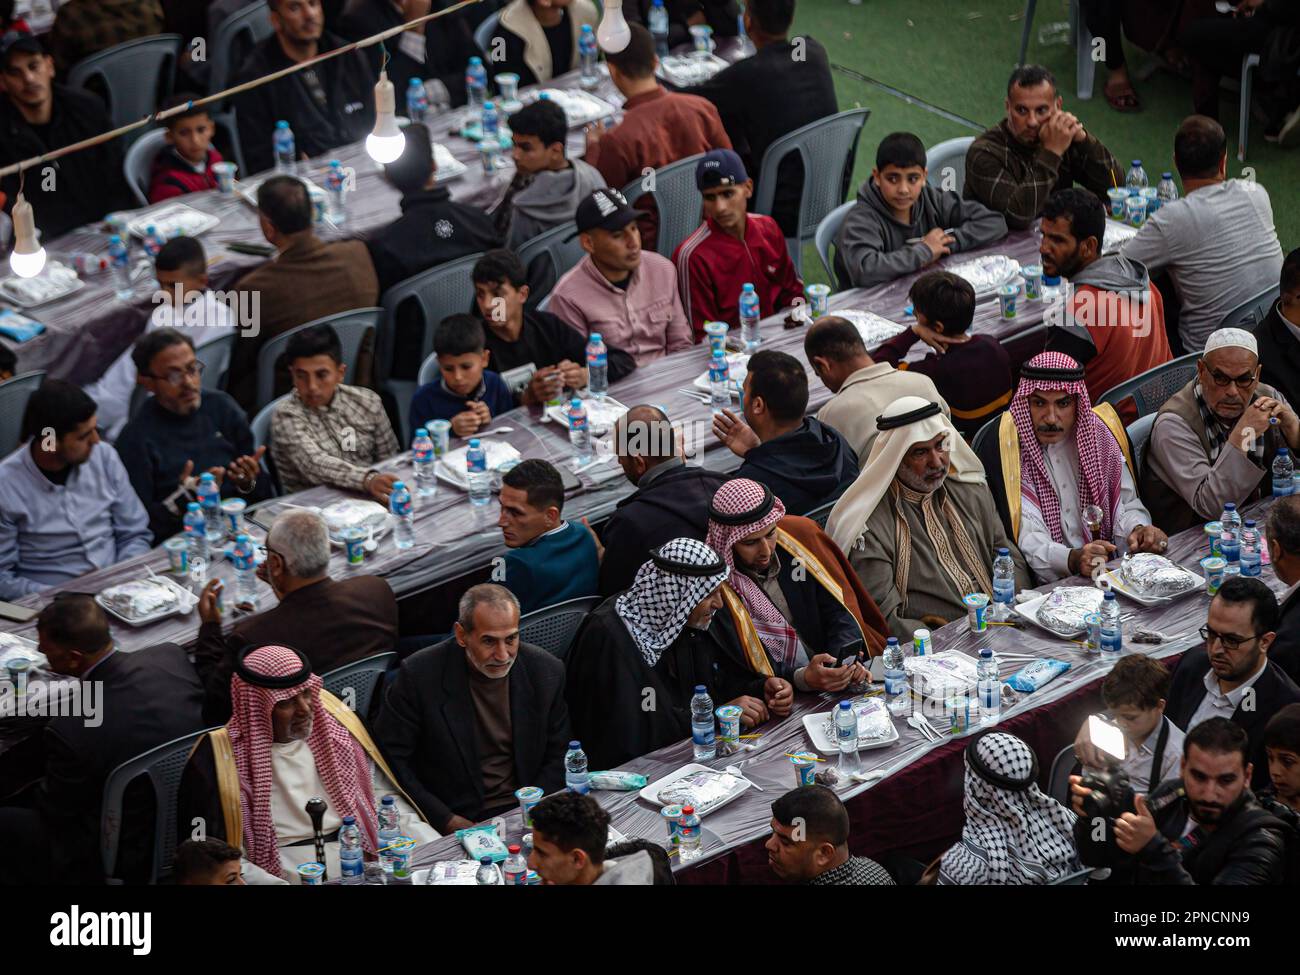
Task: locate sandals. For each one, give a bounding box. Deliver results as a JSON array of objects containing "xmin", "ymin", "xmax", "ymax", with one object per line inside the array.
[{"xmin": 1105, "ymin": 81, "xmax": 1142, "ymax": 113}]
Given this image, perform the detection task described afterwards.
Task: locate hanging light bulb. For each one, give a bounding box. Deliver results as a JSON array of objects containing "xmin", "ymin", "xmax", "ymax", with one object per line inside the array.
[
  {"xmin": 8, "ymin": 193, "xmax": 46, "ymax": 279},
  {"xmin": 596, "ymin": 0, "xmax": 631, "ymax": 53},
  {"xmin": 365, "ymin": 71, "xmax": 406, "ymax": 165}
]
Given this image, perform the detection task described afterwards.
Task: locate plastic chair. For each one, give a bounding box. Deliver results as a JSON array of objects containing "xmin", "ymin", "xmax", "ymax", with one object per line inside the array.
[
  {"xmin": 518, "ymin": 595, "xmax": 601, "ymax": 660},
  {"xmin": 620, "ymin": 153, "xmax": 706, "ymax": 258},
  {"xmin": 100, "ymin": 727, "xmax": 216, "ymax": 884},
  {"xmin": 1047, "ymin": 743, "xmax": 1078, "ymax": 808},
  {"xmin": 208, "ymin": 1, "xmax": 274, "ymax": 175},
  {"xmin": 1220, "ymin": 283, "xmax": 1279, "ymax": 330},
  {"xmin": 0, "ymin": 370, "xmax": 44, "ymax": 457},
  {"xmin": 417, "ymin": 352, "xmax": 441, "ymax": 388},
  {"xmin": 254, "ymin": 307, "xmax": 380, "ymax": 412},
  {"xmin": 804, "ymin": 499, "xmax": 836, "ymax": 529},
  {"xmin": 197, "ymin": 331, "xmax": 238, "ymax": 392},
  {"xmin": 813, "ymin": 200, "xmax": 854, "ymax": 287},
  {"xmin": 752, "ymin": 108, "xmax": 871, "ymax": 276},
  {"xmin": 1019, "ymin": 0, "xmax": 1093, "ymax": 99},
  {"xmin": 1048, "ymin": 866, "xmax": 1095, "ymax": 885},
  {"xmin": 68, "ymin": 35, "xmax": 182, "ymax": 145},
  {"xmin": 321, "ymin": 652, "xmax": 397, "ymax": 721},
  {"xmin": 516, "ymin": 222, "xmax": 586, "ymax": 304},
  {"xmin": 1097, "ymin": 351, "xmax": 1199, "ymax": 419},
  {"xmin": 1126, "ymin": 412, "xmax": 1156, "ymax": 480},
  {"xmin": 380, "ymin": 252, "xmax": 486, "ymax": 443},
  {"xmin": 250, "ymin": 393, "xmax": 288, "ymax": 494},
  {"xmin": 924, "ymin": 136, "xmax": 976, "ymax": 194},
  {"xmin": 475, "ymin": 11, "xmax": 500, "ymax": 54},
  {"xmin": 1239, "ymin": 53, "xmax": 1262, "ymax": 162},
  {"xmin": 123, "ymin": 129, "xmax": 169, "ymax": 207}
]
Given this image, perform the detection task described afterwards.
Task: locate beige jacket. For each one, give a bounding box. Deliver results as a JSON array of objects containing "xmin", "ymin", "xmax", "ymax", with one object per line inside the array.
[
  {"xmin": 816, "ymin": 363, "xmax": 951, "ymax": 463},
  {"xmin": 498, "ymin": 0, "xmax": 600, "ymax": 83}
]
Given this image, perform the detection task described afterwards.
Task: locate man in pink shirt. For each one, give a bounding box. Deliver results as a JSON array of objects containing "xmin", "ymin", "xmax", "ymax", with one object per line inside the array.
[{"xmin": 548, "ymin": 188, "xmax": 695, "ymax": 367}]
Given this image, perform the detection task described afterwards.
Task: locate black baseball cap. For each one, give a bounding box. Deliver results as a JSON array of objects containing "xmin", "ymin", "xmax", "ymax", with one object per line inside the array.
[
  {"xmin": 0, "ymin": 27, "xmax": 44, "ymax": 64},
  {"xmin": 570, "ymin": 187, "xmax": 645, "ymax": 238},
  {"xmin": 695, "ymin": 149, "xmax": 748, "ymax": 190}
]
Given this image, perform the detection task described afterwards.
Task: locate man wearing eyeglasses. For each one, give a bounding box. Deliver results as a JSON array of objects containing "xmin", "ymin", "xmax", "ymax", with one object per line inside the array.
[
  {"xmin": 115, "ymin": 330, "xmax": 271, "ymax": 544},
  {"xmin": 1142, "ymin": 326, "xmax": 1300, "ymax": 535}
]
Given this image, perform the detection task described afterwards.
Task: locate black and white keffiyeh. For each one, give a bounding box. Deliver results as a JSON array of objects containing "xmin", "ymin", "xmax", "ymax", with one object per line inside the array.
[
  {"xmin": 615, "ymin": 538, "xmax": 730, "ymax": 668},
  {"xmin": 938, "ymin": 732, "xmax": 1080, "ymax": 885}
]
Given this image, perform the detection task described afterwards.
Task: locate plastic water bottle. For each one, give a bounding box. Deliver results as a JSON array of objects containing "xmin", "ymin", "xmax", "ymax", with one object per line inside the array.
[
  {"xmin": 976, "ymin": 648, "xmax": 1001, "ymax": 725},
  {"xmin": 1099, "ymin": 590, "xmax": 1122, "ymax": 658},
  {"xmin": 411, "ymin": 427, "xmax": 436, "ymax": 498},
  {"xmin": 183, "ymin": 502, "xmax": 208, "ymax": 564},
  {"xmin": 390, "ymin": 481, "xmax": 415, "ymax": 549},
  {"xmin": 736, "ymin": 4, "xmax": 755, "ymax": 56},
  {"xmin": 1041, "ymin": 274, "xmax": 1063, "ymax": 303},
  {"xmin": 377, "ymin": 795, "xmax": 401, "ymax": 874},
  {"xmin": 476, "ymin": 856, "xmax": 502, "ymax": 885},
  {"xmin": 565, "ymin": 740, "xmax": 590, "ymax": 794},
  {"xmin": 108, "ymin": 234, "xmax": 132, "ymax": 300},
  {"xmin": 142, "ymin": 225, "xmax": 166, "ymax": 263},
  {"xmin": 195, "ymin": 472, "xmax": 222, "ymax": 543},
  {"xmin": 883, "ymin": 636, "xmax": 910, "ymax": 717},
  {"xmin": 709, "ymin": 351, "xmax": 730, "ymax": 415},
  {"xmin": 579, "ymin": 24, "xmax": 599, "ymax": 88},
  {"xmin": 567, "ymin": 398, "xmax": 592, "ymax": 464},
  {"xmin": 273, "ymin": 120, "xmax": 296, "ymax": 174},
  {"xmin": 466, "ymin": 439, "xmax": 491, "ymax": 506},
  {"xmin": 738, "ymin": 283, "xmax": 761, "ymax": 353},
  {"xmin": 1220, "ymin": 502, "xmax": 1242, "ymax": 568},
  {"xmin": 678, "ymin": 806, "xmax": 703, "ymax": 862},
  {"xmin": 325, "ymin": 160, "xmax": 346, "ymax": 225},
  {"xmin": 1157, "ymin": 172, "xmax": 1179, "ymax": 207},
  {"xmin": 465, "ymin": 56, "xmax": 487, "ymax": 125},
  {"xmin": 586, "ymin": 333, "xmax": 608, "ymax": 401},
  {"xmin": 649, "ymin": 0, "xmax": 670, "ymax": 57},
  {"xmin": 835, "ymin": 700, "xmax": 861, "ymax": 773},
  {"xmin": 502, "ymin": 844, "xmax": 527, "ymax": 885},
  {"xmin": 1126, "ymin": 160, "xmax": 1148, "ymax": 195},
  {"xmin": 992, "ymin": 546, "xmax": 1016, "ymax": 620},
  {"xmin": 1274, "ymin": 447, "xmax": 1295, "ymax": 497},
  {"xmin": 691, "ymin": 685, "xmax": 716, "ymax": 760},
  {"xmin": 232, "ymin": 533, "xmax": 258, "ymax": 610},
  {"xmin": 1240, "ymin": 519, "xmax": 1262, "ymax": 578},
  {"xmin": 339, "ymin": 815, "xmax": 364, "ymax": 881},
  {"xmin": 481, "ymin": 100, "xmax": 499, "ymax": 141},
  {"xmin": 406, "ymin": 76, "xmax": 429, "ymax": 125}
]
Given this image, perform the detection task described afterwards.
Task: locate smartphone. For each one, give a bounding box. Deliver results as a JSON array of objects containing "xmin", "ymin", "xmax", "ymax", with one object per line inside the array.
[
  {"xmin": 0, "ymin": 600, "xmax": 37, "ymax": 623},
  {"xmin": 833, "ymin": 639, "xmax": 865, "ymax": 668},
  {"xmin": 1088, "ymin": 714, "xmax": 1127, "ymax": 763}
]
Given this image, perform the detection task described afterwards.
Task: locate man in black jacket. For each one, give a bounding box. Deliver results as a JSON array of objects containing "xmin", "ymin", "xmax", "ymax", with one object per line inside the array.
[
  {"xmin": 339, "ymin": 0, "xmax": 481, "ymax": 107},
  {"xmin": 374, "ymin": 584, "xmax": 569, "ymax": 834},
  {"xmin": 0, "ymin": 597, "xmax": 205, "ymax": 884},
  {"xmin": 679, "ymin": 0, "xmax": 837, "ymax": 238},
  {"xmin": 0, "ymin": 30, "xmax": 135, "ymax": 240},
  {"xmin": 1071, "ymin": 718, "xmax": 1288, "ymax": 884},
  {"xmin": 233, "ymin": 0, "xmax": 376, "ymax": 175},
  {"xmin": 1265, "ymin": 496, "xmax": 1300, "ymax": 685},
  {"xmin": 366, "ymin": 123, "xmax": 501, "ymax": 293},
  {"xmin": 599, "ymin": 404, "xmax": 728, "ymax": 597},
  {"xmin": 1253, "ymin": 247, "xmax": 1300, "ymax": 411}
]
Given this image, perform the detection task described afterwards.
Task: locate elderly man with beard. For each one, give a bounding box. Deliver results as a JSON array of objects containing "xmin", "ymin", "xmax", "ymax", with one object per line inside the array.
[
  {"xmin": 1143, "ymin": 327, "xmax": 1300, "ymax": 535},
  {"xmin": 826, "ymin": 397, "xmax": 1030, "ymax": 637}
]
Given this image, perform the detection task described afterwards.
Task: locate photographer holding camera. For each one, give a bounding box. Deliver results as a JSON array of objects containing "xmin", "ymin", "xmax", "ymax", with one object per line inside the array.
[{"xmin": 1070, "ymin": 718, "xmax": 1288, "ymax": 884}]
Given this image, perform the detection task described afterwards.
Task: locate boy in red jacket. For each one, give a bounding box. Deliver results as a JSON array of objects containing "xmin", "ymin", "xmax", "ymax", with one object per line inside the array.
[
  {"xmin": 148, "ymin": 93, "xmax": 223, "ymax": 203},
  {"xmin": 672, "ymin": 149, "xmax": 804, "ymax": 341}
]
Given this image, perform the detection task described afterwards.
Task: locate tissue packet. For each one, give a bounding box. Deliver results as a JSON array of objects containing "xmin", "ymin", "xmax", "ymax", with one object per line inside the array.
[
  {"xmin": 456, "ymin": 822, "xmax": 509, "ymax": 863},
  {"xmin": 588, "ymin": 771, "xmax": 647, "ymax": 791},
  {"xmin": 1006, "ymin": 659, "xmax": 1070, "ymax": 693}
]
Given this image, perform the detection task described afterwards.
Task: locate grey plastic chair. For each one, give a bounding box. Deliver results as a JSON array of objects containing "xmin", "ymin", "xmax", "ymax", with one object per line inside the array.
[
  {"xmin": 0, "ymin": 370, "xmax": 45, "ymax": 457},
  {"xmin": 1126, "ymin": 412, "xmax": 1157, "ymax": 480},
  {"xmin": 1239, "ymin": 53, "xmax": 1262, "ymax": 162},
  {"xmin": 619, "ymin": 152, "xmax": 706, "ymax": 258},
  {"xmin": 254, "ymin": 307, "xmax": 380, "ymax": 412},
  {"xmin": 519, "ymin": 595, "xmax": 601, "ymax": 660},
  {"xmin": 1018, "ymin": 0, "xmax": 1093, "ymax": 99},
  {"xmin": 68, "ymin": 35, "xmax": 182, "ymax": 145},
  {"xmin": 250, "ymin": 393, "xmax": 288, "ymax": 494},
  {"xmin": 321, "ymin": 652, "xmax": 397, "ymax": 721},
  {"xmin": 417, "ymin": 352, "xmax": 441, "ymax": 388},
  {"xmin": 804, "ymin": 499, "xmax": 836, "ymax": 529},
  {"xmin": 924, "ymin": 136, "xmax": 975, "ymax": 194},
  {"xmin": 516, "ymin": 222, "xmax": 587, "ymax": 303},
  {"xmin": 813, "ymin": 200, "xmax": 854, "ymax": 286},
  {"xmin": 1097, "ymin": 351, "xmax": 1199, "ymax": 419},
  {"xmin": 1220, "ymin": 283, "xmax": 1279, "ymax": 331},
  {"xmin": 123, "ymin": 129, "xmax": 169, "ymax": 206},
  {"xmin": 209, "ymin": 1, "xmax": 274, "ymax": 175},
  {"xmin": 475, "ymin": 11, "xmax": 500, "ymax": 54},
  {"xmin": 752, "ymin": 108, "xmax": 870, "ymax": 276},
  {"xmin": 100, "ymin": 727, "xmax": 216, "ymax": 884},
  {"xmin": 1048, "ymin": 866, "xmax": 1095, "ymax": 885},
  {"xmin": 197, "ymin": 331, "xmax": 238, "ymax": 392},
  {"xmin": 1046, "ymin": 743, "xmax": 1078, "ymax": 808},
  {"xmin": 380, "ymin": 252, "xmax": 486, "ymax": 442}
]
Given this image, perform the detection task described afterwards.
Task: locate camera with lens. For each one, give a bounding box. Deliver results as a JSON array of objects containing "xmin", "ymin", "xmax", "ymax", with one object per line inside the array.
[{"xmin": 1078, "ymin": 764, "xmax": 1137, "ymax": 819}]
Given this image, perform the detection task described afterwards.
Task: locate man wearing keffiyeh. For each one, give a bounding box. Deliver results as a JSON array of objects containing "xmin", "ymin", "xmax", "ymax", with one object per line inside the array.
[
  {"xmin": 565, "ymin": 538, "xmax": 787, "ymax": 769},
  {"xmin": 179, "ymin": 644, "xmax": 436, "ymax": 884},
  {"xmin": 977, "ymin": 351, "xmax": 1167, "ymax": 583},
  {"xmin": 705, "ymin": 479, "xmax": 888, "ymax": 691}
]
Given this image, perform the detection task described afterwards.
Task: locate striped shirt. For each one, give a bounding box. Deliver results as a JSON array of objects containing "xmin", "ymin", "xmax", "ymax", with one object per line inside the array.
[{"xmin": 270, "ymin": 385, "xmax": 400, "ymax": 495}]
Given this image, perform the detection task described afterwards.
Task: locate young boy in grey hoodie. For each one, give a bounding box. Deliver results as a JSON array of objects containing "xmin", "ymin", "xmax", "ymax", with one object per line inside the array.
[
  {"xmin": 494, "ymin": 98, "xmax": 604, "ymax": 249},
  {"xmin": 833, "ymin": 132, "xmax": 1008, "ymax": 289}
]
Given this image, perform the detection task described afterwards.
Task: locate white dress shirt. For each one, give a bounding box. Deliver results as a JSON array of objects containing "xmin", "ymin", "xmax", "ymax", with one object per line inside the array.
[
  {"xmin": 1018, "ymin": 439, "xmax": 1152, "ymax": 582},
  {"xmin": 1187, "ymin": 657, "xmax": 1269, "ymax": 731},
  {"xmin": 1118, "ymin": 716, "xmax": 1185, "ymax": 794}
]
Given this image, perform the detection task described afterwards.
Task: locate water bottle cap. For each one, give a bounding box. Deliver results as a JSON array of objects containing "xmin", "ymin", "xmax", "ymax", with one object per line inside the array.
[
  {"xmin": 508, "ymin": 844, "xmax": 520, "ymax": 854},
  {"xmin": 886, "ymin": 636, "xmax": 898, "ymax": 645},
  {"xmin": 1162, "ymin": 172, "xmax": 1173, "ymax": 179},
  {"xmin": 342, "ymin": 815, "xmax": 355, "ymax": 824},
  {"xmin": 381, "ymin": 795, "xmax": 395, "ymax": 805},
  {"xmin": 480, "ymin": 856, "xmax": 493, "ymax": 864},
  {"xmin": 1104, "ymin": 591, "xmax": 1116, "ymax": 601},
  {"xmin": 1043, "ymin": 274, "xmax": 1061, "ymax": 285},
  {"xmin": 997, "ymin": 547, "xmax": 1009, "ymax": 556},
  {"xmin": 571, "ymin": 397, "xmax": 582, "ymax": 408},
  {"xmin": 1225, "ymin": 503, "xmax": 1236, "ymax": 510},
  {"xmin": 469, "ymin": 438, "xmax": 481, "ymax": 447},
  {"xmin": 187, "ymin": 501, "xmax": 200, "ymax": 511},
  {"xmin": 483, "ymin": 100, "xmax": 494, "ymax": 109},
  {"xmin": 236, "ymin": 533, "xmax": 249, "ymax": 543},
  {"xmin": 110, "ymin": 234, "xmax": 122, "ymax": 244},
  {"xmin": 742, "ymin": 282, "xmax": 755, "ymax": 292},
  {"xmin": 415, "ymin": 427, "xmax": 428, "ymax": 437},
  {"xmin": 712, "ymin": 349, "xmax": 725, "ymax": 359},
  {"xmin": 979, "ymin": 648, "xmax": 993, "ymax": 658},
  {"xmin": 276, "ymin": 120, "xmax": 288, "ymax": 128},
  {"xmin": 1131, "ymin": 159, "xmax": 1142, "ymax": 166},
  {"xmin": 199, "ymin": 471, "xmax": 214, "ymax": 482},
  {"xmin": 682, "ymin": 805, "xmax": 695, "ymax": 814},
  {"xmin": 581, "ymin": 23, "xmax": 593, "ymax": 31},
  {"xmin": 590, "ymin": 332, "xmax": 601, "ymax": 342},
  {"xmin": 470, "ymin": 56, "xmax": 482, "ymax": 65},
  {"xmin": 1280, "ymin": 447, "xmax": 1290, "ymax": 456},
  {"xmin": 694, "ymin": 685, "xmax": 707, "ymax": 693},
  {"xmin": 392, "ymin": 480, "xmax": 405, "ymax": 490},
  {"xmin": 329, "ymin": 159, "xmax": 340, "ymax": 168},
  {"xmin": 146, "ymin": 224, "xmax": 157, "ymax": 234},
  {"xmin": 1245, "ymin": 519, "xmax": 1255, "ymax": 527},
  {"xmin": 408, "ymin": 77, "xmax": 421, "ymax": 86},
  {"xmin": 569, "ymin": 740, "xmax": 581, "ymax": 749},
  {"xmin": 839, "ymin": 700, "xmax": 851, "ymax": 709}
]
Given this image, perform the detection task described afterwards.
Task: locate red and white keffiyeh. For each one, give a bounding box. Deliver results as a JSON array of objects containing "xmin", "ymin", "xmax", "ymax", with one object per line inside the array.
[
  {"xmin": 705, "ymin": 479, "xmax": 800, "ymax": 672},
  {"xmin": 228, "ymin": 645, "xmax": 380, "ymax": 877},
  {"xmin": 1009, "ymin": 351, "xmax": 1124, "ymax": 546}
]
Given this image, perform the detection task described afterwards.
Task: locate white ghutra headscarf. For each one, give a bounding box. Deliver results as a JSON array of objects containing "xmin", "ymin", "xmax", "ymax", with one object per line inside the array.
[
  {"xmin": 615, "ymin": 538, "xmax": 730, "ymax": 668},
  {"xmin": 938, "ymin": 731, "xmax": 1080, "ymax": 885}
]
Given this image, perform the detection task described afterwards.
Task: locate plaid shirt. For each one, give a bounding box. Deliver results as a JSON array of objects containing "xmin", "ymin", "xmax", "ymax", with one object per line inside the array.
[
  {"xmin": 48, "ymin": 0, "xmax": 165, "ymax": 71},
  {"xmin": 963, "ymin": 120, "xmax": 1122, "ymax": 231},
  {"xmin": 270, "ymin": 385, "xmax": 400, "ymax": 495},
  {"xmin": 806, "ymin": 856, "xmax": 895, "ymax": 886}
]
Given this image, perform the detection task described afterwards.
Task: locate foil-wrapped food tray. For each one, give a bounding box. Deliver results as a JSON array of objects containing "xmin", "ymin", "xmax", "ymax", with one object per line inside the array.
[
  {"xmin": 1119, "ymin": 553, "xmax": 1198, "ymax": 598},
  {"xmin": 95, "ymin": 576, "xmax": 197, "ymax": 626},
  {"xmin": 942, "ymin": 254, "xmax": 1021, "ymax": 297},
  {"xmin": 639, "ymin": 764, "xmax": 751, "ymax": 817},
  {"xmin": 803, "ymin": 695, "xmax": 899, "ymax": 754},
  {"xmin": 1033, "ymin": 585, "xmax": 1105, "ymax": 636},
  {"xmin": 320, "ymin": 499, "xmax": 390, "ymax": 546}
]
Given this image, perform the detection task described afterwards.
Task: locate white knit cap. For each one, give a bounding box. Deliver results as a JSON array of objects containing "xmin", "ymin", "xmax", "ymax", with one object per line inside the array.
[{"xmin": 1203, "ymin": 327, "xmax": 1258, "ymax": 356}]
